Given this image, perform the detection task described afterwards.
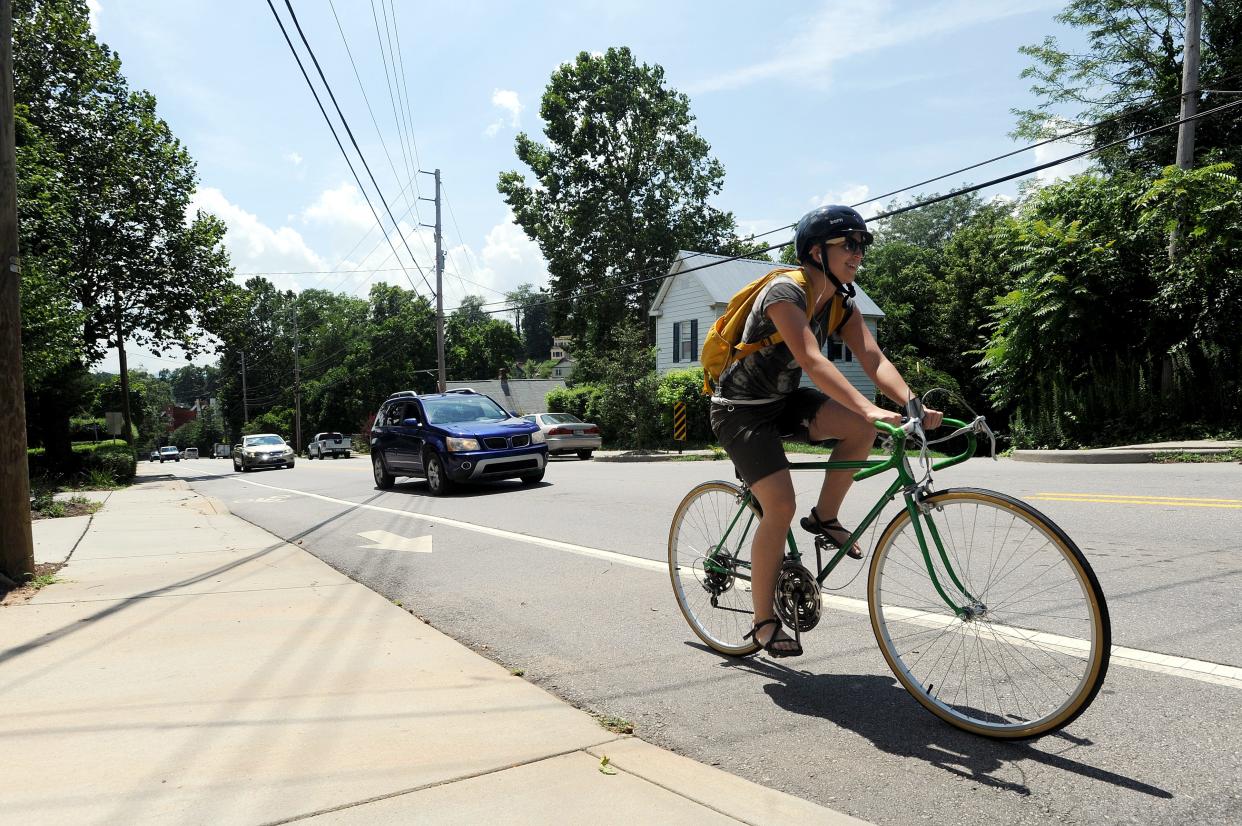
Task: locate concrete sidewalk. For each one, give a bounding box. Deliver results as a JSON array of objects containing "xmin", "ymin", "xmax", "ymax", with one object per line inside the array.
[
  {"xmin": 1012, "ymin": 439, "xmax": 1242, "ymax": 463},
  {"xmin": 2, "ymin": 468, "xmax": 866, "ymax": 826}
]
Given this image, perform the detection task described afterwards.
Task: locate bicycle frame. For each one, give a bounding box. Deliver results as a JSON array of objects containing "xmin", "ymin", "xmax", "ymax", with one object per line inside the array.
[{"xmin": 708, "ymin": 417, "xmax": 980, "ymax": 616}]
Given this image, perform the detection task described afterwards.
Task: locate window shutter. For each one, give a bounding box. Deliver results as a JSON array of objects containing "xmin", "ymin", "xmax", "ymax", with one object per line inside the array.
[
  {"xmin": 672, "ymin": 322, "xmax": 680, "ymax": 363},
  {"xmin": 690, "ymin": 319, "xmax": 698, "ymax": 361}
]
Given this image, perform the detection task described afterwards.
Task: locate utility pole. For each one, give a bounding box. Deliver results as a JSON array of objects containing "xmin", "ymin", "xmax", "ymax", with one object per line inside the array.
[
  {"xmin": 1175, "ymin": 0, "xmax": 1202, "ymax": 171},
  {"xmin": 240, "ymin": 350, "xmax": 250, "ymax": 423},
  {"xmin": 1170, "ymin": 0, "xmax": 1203, "ymax": 260},
  {"xmin": 0, "ymin": 0, "xmax": 36, "ymax": 585},
  {"xmin": 290, "ymin": 292, "xmax": 302, "ymax": 451},
  {"xmin": 419, "ymin": 168, "xmax": 445, "ymax": 392}
]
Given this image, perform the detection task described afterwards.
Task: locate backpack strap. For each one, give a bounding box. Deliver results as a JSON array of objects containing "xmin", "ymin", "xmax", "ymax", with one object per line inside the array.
[{"xmin": 733, "ymin": 268, "xmax": 819, "ymax": 357}]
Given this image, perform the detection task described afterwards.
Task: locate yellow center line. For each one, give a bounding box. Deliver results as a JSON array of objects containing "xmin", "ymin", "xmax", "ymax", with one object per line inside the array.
[{"xmin": 1031, "ymin": 493, "xmax": 1242, "ymax": 510}]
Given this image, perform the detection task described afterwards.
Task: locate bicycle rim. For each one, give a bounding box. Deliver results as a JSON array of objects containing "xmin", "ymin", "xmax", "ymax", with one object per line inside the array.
[
  {"xmin": 868, "ymin": 488, "xmax": 1110, "ymax": 738},
  {"xmin": 668, "ymin": 481, "xmax": 762, "ymax": 656}
]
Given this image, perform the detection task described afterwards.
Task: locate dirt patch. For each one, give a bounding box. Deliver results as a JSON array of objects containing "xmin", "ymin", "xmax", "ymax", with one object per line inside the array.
[
  {"xmin": 30, "ymin": 496, "xmax": 103, "ymax": 520},
  {"xmin": 0, "ymin": 562, "xmax": 66, "ymax": 606}
]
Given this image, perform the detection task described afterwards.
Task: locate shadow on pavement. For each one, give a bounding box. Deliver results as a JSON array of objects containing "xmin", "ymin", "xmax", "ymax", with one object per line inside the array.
[{"xmin": 725, "ymin": 657, "xmax": 1173, "ymax": 800}]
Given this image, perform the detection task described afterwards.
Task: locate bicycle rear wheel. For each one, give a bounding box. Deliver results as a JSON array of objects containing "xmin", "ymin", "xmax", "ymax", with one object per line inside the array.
[
  {"xmin": 868, "ymin": 488, "xmax": 1110, "ymax": 739},
  {"xmin": 668, "ymin": 480, "xmax": 762, "ymax": 656}
]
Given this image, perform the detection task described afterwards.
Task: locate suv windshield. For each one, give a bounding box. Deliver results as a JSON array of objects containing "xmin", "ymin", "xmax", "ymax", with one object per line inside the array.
[
  {"xmin": 159, "ymin": 447, "xmax": 178, "ymax": 453},
  {"xmin": 244, "ymin": 435, "xmax": 285, "ymax": 447},
  {"xmin": 422, "ymin": 396, "xmax": 508, "ymax": 424}
]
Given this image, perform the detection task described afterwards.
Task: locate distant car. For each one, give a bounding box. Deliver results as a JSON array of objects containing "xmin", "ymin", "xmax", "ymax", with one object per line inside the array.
[
  {"xmin": 158, "ymin": 446, "xmax": 180, "ymax": 463},
  {"xmin": 307, "ymin": 431, "xmax": 351, "ymax": 459},
  {"xmin": 370, "ymin": 389, "xmax": 547, "ymax": 495},
  {"xmin": 232, "ymin": 434, "xmax": 295, "ymax": 472},
  {"xmin": 182, "ymin": 447, "xmax": 199, "ymax": 459},
  {"xmin": 149, "ymin": 450, "xmax": 160, "ymax": 462},
  {"xmin": 523, "ymin": 413, "xmax": 601, "ymax": 460}
]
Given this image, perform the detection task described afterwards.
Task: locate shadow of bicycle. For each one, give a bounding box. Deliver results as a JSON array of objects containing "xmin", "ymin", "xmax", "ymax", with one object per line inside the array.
[{"xmin": 724, "ymin": 656, "xmax": 1170, "ymax": 799}]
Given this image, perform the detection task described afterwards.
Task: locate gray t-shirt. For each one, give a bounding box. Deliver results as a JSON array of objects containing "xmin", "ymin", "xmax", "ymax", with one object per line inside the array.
[{"xmin": 715, "ymin": 276, "xmax": 837, "ymax": 402}]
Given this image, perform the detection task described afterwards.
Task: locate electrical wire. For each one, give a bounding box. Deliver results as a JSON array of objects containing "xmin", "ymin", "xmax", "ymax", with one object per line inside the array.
[
  {"xmin": 281, "ymin": 0, "xmax": 436, "ymax": 297},
  {"xmin": 265, "ymin": 0, "xmax": 428, "ymax": 299}
]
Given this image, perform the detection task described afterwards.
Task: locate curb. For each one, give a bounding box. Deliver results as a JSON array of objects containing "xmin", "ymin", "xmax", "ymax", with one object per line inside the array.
[
  {"xmin": 592, "ymin": 452, "xmax": 721, "ymax": 463},
  {"xmin": 1012, "ymin": 447, "xmax": 1238, "ymax": 464}
]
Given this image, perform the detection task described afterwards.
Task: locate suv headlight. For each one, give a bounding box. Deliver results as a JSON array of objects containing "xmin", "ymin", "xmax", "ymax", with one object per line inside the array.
[
  {"xmin": 446, "ymin": 437, "xmax": 480, "ymax": 452},
  {"xmin": 530, "ymin": 430, "xmax": 545, "ymax": 444}
]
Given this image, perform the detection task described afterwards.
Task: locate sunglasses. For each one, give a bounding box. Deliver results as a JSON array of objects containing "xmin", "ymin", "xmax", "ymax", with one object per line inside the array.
[{"xmin": 828, "ymin": 237, "xmax": 872, "ymax": 255}]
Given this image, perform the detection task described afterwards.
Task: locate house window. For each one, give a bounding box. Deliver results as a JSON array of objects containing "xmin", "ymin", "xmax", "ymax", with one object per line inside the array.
[
  {"xmin": 826, "ymin": 339, "xmax": 853, "ymax": 362},
  {"xmin": 672, "ymin": 319, "xmax": 698, "ymax": 363}
]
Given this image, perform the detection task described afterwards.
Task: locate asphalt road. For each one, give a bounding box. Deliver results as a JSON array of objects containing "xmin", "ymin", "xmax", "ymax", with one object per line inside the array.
[{"xmin": 161, "ymin": 453, "xmax": 1242, "ymax": 825}]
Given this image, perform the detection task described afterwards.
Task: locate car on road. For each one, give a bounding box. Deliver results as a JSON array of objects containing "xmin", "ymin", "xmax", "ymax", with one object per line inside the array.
[
  {"xmin": 307, "ymin": 431, "xmax": 351, "ymax": 459},
  {"xmin": 232, "ymin": 434, "xmax": 296, "ymax": 472},
  {"xmin": 522, "ymin": 412, "xmax": 602, "ymax": 460},
  {"xmin": 182, "ymin": 447, "xmax": 199, "ymax": 460},
  {"xmin": 370, "ymin": 389, "xmax": 547, "ymax": 495},
  {"xmin": 149, "ymin": 450, "xmax": 160, "ymax": 462},
  {"xmin": 158, "ymin": 446, "xmax": 180, "ymax": 463}
]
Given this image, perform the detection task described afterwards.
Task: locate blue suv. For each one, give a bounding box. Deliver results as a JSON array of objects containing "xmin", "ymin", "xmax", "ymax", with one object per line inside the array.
[{"xmin": 370, "ymin": 389, "xmax": 548, "ymax": 494}]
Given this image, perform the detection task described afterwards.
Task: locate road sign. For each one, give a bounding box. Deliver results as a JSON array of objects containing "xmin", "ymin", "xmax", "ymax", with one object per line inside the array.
[
  {"xmin": 105, "ymin": 411, "xmax": 124, "ymax": 435},
  {"xmin": 673, "ymin": 401, "xmax": 687, "ymax": 442}
]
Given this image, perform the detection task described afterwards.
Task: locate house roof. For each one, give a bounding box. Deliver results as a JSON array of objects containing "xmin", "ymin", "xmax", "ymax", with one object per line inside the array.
[{"xmin": 649, "ymin": 250, "xmax": 884, "ymax": 317}]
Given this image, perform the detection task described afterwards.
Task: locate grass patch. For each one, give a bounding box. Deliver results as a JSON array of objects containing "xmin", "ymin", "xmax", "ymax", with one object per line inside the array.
[
  {"xmin": 509, "ymin": 667, "xmax": 525, "ymax": 677},
  {"xmin": 1153, "ymin": 448, "xmax": 1242, "ymax": 464},
  {"xmin": 0, "ymin": 562, "xmax": 65, "ymax": 606},
  {"xmin": 595, "ymin": 714, "xmax": 634, "ymax": 734},
  {"xmin": 30, "ymin": 492, "xmax": 103, "ymax": 520}
]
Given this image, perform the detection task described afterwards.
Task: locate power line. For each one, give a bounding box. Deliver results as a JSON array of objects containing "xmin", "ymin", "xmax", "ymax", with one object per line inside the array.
[
  {"xmin": 265, "ymin": 0, "xmax": 428, "ymax": 300},
  {"xmin": 456, "ymin": 96, "xmax": 1242, "ymax": 319}
]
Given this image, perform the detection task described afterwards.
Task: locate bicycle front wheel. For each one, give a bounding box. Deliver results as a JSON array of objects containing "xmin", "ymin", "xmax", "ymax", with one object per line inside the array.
[
  {"xmin": 668, "ymin": 480, "xmax": 762, "ymax": 656},
  {"xmin": 869, "ymin": 488, "xmax": 1110, "ymax": 739}
]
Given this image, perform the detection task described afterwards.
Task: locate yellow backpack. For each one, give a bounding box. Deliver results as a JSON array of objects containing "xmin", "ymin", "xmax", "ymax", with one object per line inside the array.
[{"xmin": 700, "ymin": 267, "xmax": 853, "ymax": 395}]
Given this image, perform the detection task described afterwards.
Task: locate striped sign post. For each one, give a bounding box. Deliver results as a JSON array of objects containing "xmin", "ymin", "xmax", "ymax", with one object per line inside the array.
[{"xmin": 673, "ymin": 401, "xmax": 687, "ymax": 453}]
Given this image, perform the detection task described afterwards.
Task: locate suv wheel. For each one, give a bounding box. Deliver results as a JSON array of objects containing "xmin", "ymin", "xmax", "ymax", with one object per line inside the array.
[
  {"xmin": 424, "ymin": 452, "xmax": 453, "ymax": 496},
  {"xmin": 519, "ymin": 469, "xmax": 545, "ymax": 485},
  {"xmin": 373, "ymin": 453, "xmax": 394, "ymax": 489}
]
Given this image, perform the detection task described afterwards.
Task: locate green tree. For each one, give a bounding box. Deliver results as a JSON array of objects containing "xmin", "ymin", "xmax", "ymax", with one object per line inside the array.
[
  {"xmin": 445, "ymin": 295, "xmax": 522, "ymax": 380},
  {"xmin": 498, "ymin": 47, "xmax": 754, "ymax": 353},
  {"xmin": 1014, "ymin": 0, "xmax": 1242, "ymax": 173},
  {"xmin": 505, "ymin": 283, "xmax": 554, "ymax": 362}
]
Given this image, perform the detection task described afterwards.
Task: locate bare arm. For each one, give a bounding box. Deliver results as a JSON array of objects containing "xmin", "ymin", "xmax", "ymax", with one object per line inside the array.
[
  {"xmin": 839, "ymin": 311, "xmax": 943, "ymax": 428},
  {"xmin": 767, "ymin": 302, "xmax": 899, "ymax": 425}
]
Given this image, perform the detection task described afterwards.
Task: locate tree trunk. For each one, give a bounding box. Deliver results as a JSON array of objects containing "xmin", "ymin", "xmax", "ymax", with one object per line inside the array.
[{"xmin": 115, "ymin": 295, "xmax": 133, "ymax": 446}]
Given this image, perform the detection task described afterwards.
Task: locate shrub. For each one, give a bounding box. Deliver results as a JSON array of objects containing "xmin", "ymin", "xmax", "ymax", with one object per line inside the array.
[{"xmin": 656, "ymin": 368, "xmax": 714, "ymax": 445}]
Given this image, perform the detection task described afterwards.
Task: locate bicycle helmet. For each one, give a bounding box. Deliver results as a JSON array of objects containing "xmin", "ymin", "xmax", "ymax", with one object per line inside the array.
[{"xmin": 794, "ymin": 205, "xmax": 873, "ymax": 263}]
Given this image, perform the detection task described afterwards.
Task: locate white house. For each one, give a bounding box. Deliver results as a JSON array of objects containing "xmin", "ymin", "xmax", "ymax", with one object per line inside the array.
[{"xmin": 649, "ymin": 251, "xmax": 886, "ymax": 399}]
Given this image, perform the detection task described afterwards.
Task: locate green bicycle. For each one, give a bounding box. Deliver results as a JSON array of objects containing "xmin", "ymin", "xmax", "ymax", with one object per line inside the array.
[{"xmin": 667, "ymin": 415, "xmax": 1111, "ymax": 739}]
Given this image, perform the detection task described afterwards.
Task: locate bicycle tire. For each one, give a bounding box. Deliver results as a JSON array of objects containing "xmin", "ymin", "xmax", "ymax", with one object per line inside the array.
[
  {"xmin": 868, "ymin": 488, "xmax": 1110, "ymax": 739},
  {"xmin": 668, "ymin": 480, "xmax": 763, "ymax": 656}
]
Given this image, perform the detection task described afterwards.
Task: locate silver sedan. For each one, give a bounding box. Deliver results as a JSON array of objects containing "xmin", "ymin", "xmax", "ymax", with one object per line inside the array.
[{"xmin": 523, "ymin": 413, "xmax": 602, "ymax": 460}]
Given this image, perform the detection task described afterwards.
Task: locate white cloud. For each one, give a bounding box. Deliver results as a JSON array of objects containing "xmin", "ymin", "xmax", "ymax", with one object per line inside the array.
[
  {"xmin": 189, "ymin": 187, "xmax": 329, "ymax": 292},
  {"xmin": 688, "ymin": 0, "xmax": 1057, "ymax": 94},
  {"xmin": 300, "ymin": 182, "xmax": 374, "ymax": 233},
  {"xmin": 810, "ymin": 184, "xmax": 876, "ymax": 218},
  {"xmin": 1033, "ymin": 135, "xmax": 1094, "ymax": 186},
  {"xmin": 484, "ymin": 89, "xmax": 524, "ymax": 138},
  {"xmin": 285, "ymin": 151, "xmax": 303, "ymax": 166}
]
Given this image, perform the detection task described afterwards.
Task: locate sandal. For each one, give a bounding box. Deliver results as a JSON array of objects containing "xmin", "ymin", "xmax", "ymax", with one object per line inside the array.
[
  {"xmin": 743, "ymin": 618, "xmax": 803, "ymax": 658},
  {"xmin": 800, "ymin": 507, "xmax": 864, "ymax": 559}
]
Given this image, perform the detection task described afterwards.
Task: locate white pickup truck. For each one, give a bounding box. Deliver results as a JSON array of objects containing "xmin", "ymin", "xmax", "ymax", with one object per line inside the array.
[{"xmin": 307, "ymin": 431, "xmax": 351, "ymax": 459}]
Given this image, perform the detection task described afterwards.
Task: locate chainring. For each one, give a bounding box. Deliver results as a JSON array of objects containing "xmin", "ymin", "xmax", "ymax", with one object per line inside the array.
[{"xmin": 774, "ymin": 560, "xmax": 822, "ymax": 632}]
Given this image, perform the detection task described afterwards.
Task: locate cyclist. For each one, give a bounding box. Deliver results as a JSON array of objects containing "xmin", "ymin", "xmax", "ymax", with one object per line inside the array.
[{"xmin": 710, "ymin": 204, "xmax": 942, "ymax": 657}]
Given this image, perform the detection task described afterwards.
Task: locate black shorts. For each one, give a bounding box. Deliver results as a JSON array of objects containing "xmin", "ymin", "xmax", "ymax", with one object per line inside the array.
[{"xmin": 710, "ymin": 388, "xmax": 830, "ymax": 485}]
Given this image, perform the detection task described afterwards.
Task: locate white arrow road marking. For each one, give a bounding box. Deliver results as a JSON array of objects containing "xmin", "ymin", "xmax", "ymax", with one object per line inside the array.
[
  {"xmin": 226, "ymin": 476, "xmax": 1241, "ymax": 690},
  {"xmin": 357, "ymin": 529, "xmax": 433, "ymax": 553}
]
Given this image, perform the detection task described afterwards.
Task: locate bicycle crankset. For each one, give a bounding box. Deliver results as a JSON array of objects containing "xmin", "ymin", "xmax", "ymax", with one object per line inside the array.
[{"xmin": 774, "ymin": 560, "xmax": 822, "ymax": 632}]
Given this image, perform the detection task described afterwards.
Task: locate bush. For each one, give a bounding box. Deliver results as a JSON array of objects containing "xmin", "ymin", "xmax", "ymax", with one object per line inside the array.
[
  {"xmin": 656, "ymin": 368, "xmax": 714, "ymax": 445},
  {"xmin": 27, "ymin": 441, "xmax": 135, "ymax": 488},
  {"xmin": 82, "ymin": 449, "xmax": 135, "ymax": 485}
]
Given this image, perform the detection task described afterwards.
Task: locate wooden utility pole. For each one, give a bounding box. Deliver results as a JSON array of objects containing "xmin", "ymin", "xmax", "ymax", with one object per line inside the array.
[
  {"xmin": 1170, "ymin": 0, "xmax": 1202, "ymax": 261},
  {"xmin": 1175, "ymin": 0, "xmax": 1202, "ymax": 171},
  {"xmin": 420, "ymin": 168, "xmax": 445, "ymax": 392},
  {"xmin": 0, "ymin": 0, "xmax": 36, "ymax": 585}
]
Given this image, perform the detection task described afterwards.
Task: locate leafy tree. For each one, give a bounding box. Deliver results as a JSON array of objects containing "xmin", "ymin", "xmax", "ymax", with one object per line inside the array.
[
  {"xmin": 505, "ymin": 283, "xmax": 554, "ymax": 361},
  {"xmin": 445, "ymin": 295, "xmax": 522, "ymax": 380},
  {"xmin": 1014, "ymin": 0, "xmax": 1242, "ymax": 173},
  {"xmin": 13, "ymin": 0, "xmax": 234, "ymax": 455},
  {"xmin": 498, "ymin": 47, "xmax": 756, "ymax": 353}
]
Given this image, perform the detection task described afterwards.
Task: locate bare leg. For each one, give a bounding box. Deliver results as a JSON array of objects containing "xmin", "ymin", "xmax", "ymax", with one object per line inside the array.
[
  {"xmin": 746, "ymin": 468, "xmax": 800, "ymax": 653},
  {"xmin": 807, "ymin": 397, "xmax": 876, "ymax": 529}
]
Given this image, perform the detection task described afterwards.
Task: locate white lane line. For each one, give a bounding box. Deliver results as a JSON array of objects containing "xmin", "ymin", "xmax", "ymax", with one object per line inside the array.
[
  {"xmin": 821, "ymin": 595, "xmax": 1242, "ymax": 690},
  {"xmin": 226, "ymin": 477, "xmax": 1241, "ymax": 690},
  {"xmin": 229, "ymin": 477, "xmax": 666, "ymax": 573}
]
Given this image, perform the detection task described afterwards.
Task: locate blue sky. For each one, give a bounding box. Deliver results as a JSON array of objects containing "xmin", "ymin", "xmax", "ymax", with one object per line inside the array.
[{"xmin": 87, "ymin": 0, "xmax": 1090, "ymax": 372}]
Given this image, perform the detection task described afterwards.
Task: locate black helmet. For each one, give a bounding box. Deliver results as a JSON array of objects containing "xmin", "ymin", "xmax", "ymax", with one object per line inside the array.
[{"xmin": 794, "ymin": 205, "xmax": 873, "ymax": 262}]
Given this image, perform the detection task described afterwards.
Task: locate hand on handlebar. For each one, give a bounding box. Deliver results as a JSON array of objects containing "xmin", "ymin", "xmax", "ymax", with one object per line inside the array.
[{"xmin": 867, "ymin": 406, "xmax": 903, "ymax": 427}]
